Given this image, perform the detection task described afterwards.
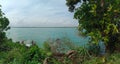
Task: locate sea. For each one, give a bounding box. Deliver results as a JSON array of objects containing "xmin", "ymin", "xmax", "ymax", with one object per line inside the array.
[{"xmin": 6, "ymin": 27, "xmax": 88, "ymax": 47}]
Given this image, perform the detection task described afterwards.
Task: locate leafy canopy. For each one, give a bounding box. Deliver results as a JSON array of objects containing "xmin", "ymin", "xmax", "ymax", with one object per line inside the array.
[
  {"xmin": 66, "ymin": 0, "xmax": 120, "ymax": 44},
  {"xmin": 0, "ymin": 5, "xmax": 10, "ymax": 46}
]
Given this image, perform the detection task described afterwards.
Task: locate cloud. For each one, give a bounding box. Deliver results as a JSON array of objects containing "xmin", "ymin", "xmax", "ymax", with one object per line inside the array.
[{"xmin": 0, "ymin": 0, "xmax": 78, "ymax": 27}]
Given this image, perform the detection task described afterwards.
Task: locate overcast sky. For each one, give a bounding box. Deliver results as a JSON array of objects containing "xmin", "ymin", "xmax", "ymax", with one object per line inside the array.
[{"xmin": 0, "ymin": 0, "xmax": 78, "ymax": 27}]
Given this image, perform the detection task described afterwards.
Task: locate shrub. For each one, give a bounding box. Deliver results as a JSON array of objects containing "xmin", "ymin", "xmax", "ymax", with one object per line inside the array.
[
  {"xmin": 23, "ymin": 45, "xmax": 46, "ymax": 64},
  {"xmin": 3, "ymin": 48, "xmax": 24, "ymax": 64},
  {"xmin": 87, "ymin": 43, "xmax": 100, "ymax": 56}
]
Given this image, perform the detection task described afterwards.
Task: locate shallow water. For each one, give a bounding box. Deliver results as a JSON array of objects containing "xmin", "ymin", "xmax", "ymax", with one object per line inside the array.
[{"xmin": 6, "ymin": 27, "xmax": 88, "ymax": 46}]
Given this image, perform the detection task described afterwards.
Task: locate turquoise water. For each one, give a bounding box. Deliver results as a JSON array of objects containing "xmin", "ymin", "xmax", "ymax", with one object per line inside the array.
[{"xmin": 6, "ymin": 28, "xmax": 88, "ymax": 46}]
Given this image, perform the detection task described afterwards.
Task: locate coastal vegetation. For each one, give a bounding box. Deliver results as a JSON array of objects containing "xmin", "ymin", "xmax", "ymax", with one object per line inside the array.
[
  {"xmin": 0, "ymin": 38, "xmax": 120, "ymax": 64},
  {"xmin": 66, "ymin": 0, "xmax": 120, "ymax": 53},
  {"xmin": 0, "ymin": 0, "xmax": 120, "ymax": 64}
]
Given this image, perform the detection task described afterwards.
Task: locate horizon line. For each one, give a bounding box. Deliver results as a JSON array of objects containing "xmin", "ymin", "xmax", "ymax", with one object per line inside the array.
[{"xmin": 11, "ymin": 26, "xmax": 78, "ymax": 28}]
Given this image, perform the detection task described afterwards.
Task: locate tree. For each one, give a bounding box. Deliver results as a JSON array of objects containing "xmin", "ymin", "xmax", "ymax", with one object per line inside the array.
[
  {"xmin": 66, "ymin": 0, "xmax": 120, "ymax": 53},
  {"xmin": 0, "ymin": 5, "xmax": 10, "ymax": 51}
]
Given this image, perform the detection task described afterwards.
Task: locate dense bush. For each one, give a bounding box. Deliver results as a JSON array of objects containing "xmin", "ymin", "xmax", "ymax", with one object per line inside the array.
[
  {"xmin": 23, "ymin": 45, "xmax": 46, "ymax": 64},
  {"xmin": 0, "ymin": 37, "xmax": 120, "ymax": 64},
  {"xmin": 87, "ymin": 43, "xmax": 100, "ymax": 56},
  {"xmin": 83, "ymin": 53, "xmax": 120, "ymax": 64},
  {"xmin": 0, "ymin": 39, "xmax": 46, "ymax": 64}
]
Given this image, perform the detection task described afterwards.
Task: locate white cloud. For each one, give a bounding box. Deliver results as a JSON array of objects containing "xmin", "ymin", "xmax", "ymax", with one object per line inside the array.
[{"xmin": 0, "ymin": 0, "xmax": 78, "ymax": 27}]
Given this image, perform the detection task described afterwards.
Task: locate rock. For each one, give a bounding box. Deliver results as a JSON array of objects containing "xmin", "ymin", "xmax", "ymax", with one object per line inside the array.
[
  {"xmin": 66, "ymin": 50, "xmax": 77, "ymax": 59},
  {"xmin": 53, "ymin": 52, "xmax": 65, "ymax": 57},
  {"xmin": 31, "ymin": 40, "xmax": 36, "ymax": 45},
  {"xmin": 43, "ymin": 57, "xmax": 50, "ymax": 64},
  {"xmin": 66, "ymin": 50, "xmax": 76, "ymax": 56},
  {"xmin": 66, "ymin": 50, "xmax": 78, "ymax": 64}
]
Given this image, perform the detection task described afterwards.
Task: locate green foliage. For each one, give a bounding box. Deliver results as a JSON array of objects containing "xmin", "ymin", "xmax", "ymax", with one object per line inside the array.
[
  {"xmin": 1, "ymin": 1, "xmax": 120, "ymax": 64},
  {"xmin": 73, "ymin": 47, "xmax": 91, "ymax": 63},
  {"xmin": 23, "ymin": 45, "xmax": 46, "ymax": 64},
  {"xmin": 43, "ymin": 42, "xmax": 53, "ymax": 57},
  {"xmin": 4, "ymin": 48, "xmax": 24, "ymax": 64},
  {"xmin": 43, "ymin": 41, "xmax": 51, "ymax": 52},
  {"xmin": 50, "ymin": 58, "xmax": 62, "ymax": 64},
  {"xmin": 0, "ymin": 41, "xmax": 47, "ymax": 64},
  {"xmin": 0, "ymin": 5, "xmax": 10, "ymax": 52},
  {"xmin": 0, "ymin": 38, "xmax": 47, "ymax": 64},
  {"xmin": 66, "ymin": 0, "xmax": 120, "ymax": 52},
  {"xmin": 83, "ymin": 57, "xmax": 105, "ymax": 64},
  {"xmin": 83, "ymin": 53, "xmax": 120, "ymax": 64},
  {"xmin": 87, "ymin": 43, "xmax": 100, "ymax": 56},
  {"xmin": 0, "ymin": 39, "xmax": 120, "ymax": 64}
]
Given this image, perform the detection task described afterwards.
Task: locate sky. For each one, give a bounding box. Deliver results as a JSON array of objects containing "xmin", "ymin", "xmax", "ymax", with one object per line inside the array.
[{"xmin": 0, "ymin": 0, "xmax": 78, "ymax": 27}]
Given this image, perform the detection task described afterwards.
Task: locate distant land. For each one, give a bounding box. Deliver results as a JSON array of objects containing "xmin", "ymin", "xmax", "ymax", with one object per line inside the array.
[{"xmin": 11, "ymin": 26, "xmax": 78, "ymax": 28}]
